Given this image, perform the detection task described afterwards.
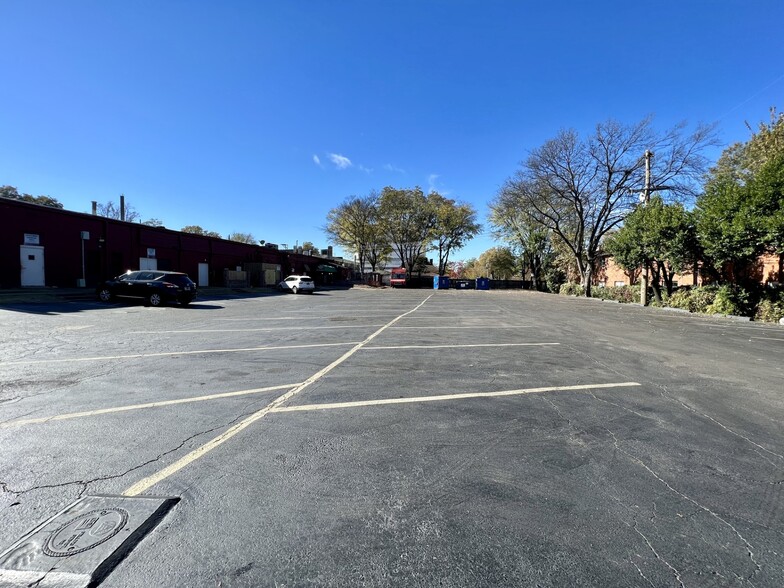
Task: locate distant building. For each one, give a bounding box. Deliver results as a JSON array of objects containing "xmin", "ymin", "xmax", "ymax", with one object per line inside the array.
[{"xmin": 0, "ymin": 198, "xmax": 351, "ymax": 288}]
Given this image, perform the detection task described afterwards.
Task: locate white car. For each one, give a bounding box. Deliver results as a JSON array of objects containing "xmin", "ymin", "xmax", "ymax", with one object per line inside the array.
[{"xmin": 278, "ymin": 275, "xmax": 315, "ymax": 294}]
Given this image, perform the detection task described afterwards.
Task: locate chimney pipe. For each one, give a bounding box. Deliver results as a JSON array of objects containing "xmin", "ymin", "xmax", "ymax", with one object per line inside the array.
[
  {"xmin": 120, "ymin": 194, "xmax": 125, "ymax": 221},
  {"xmin": 92, "ymin": 201, "xmax": 97, "ymax": 215}
]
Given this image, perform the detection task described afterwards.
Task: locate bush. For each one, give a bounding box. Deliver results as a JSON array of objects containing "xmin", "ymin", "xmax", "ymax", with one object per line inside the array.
[
  {"xmin": 667, "ymin": 288, "xmax": 693, "ymax": 311},
  {"xmin": 559, "ymin": 282, "xmax": 585, "ymax": 296},
  {"xmin": 666, "ymin": 285, "xmax": 718, "ymax": 313},
  {"xmin": 754, "ymin": 291, "xmax": 784, "ymax": 322},
  {"xmin": 591, "ymin": 284, "xmax": 640, "ymax": 303},
  {"xmin": 706, "ymin": 285, "xmax": 751, "ymax": 316},
  {"xmin": 545, "ymin": 268, "xmax": 567, "ymax": 293}
]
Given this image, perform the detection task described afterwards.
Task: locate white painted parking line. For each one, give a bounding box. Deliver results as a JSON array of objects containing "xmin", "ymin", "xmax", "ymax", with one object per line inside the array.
[
  {"xmin": 123, "ymin": 295, "xmax": 435, "ymax": 497},
  {"xmin": 0, "ymin": 384, "xmax": 301, "ymax": 429},
  {"xmin": 389, "ymin": 326, "xmax": 533, "ymax": 329},
  {"xmin": 364, "ymin": 343, "xmax": 559, "ymax": 350},
  {"xmin": 271, "ymin": 382, "xmax": 642, "ymax": 413},
  {"xmin": 128, "ymin": 325, "xmax": 384, "ymax": 334},
  {"xmin": 751, "ymin": 337, "xmax": 784, "ymax": 342},
  {"xmin": 212, "ymin": 316, "xmax": 396, "ymax": 321},
  {"xmin": 1, "ymin": 342, "xmax": 360, "ymax": 366}
]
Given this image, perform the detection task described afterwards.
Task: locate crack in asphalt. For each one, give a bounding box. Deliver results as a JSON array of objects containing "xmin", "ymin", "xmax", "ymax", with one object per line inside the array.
[
  {"xmin": 657, "ymin": 384, "xmax": 784, "ymax": 465},
  {"xmin": 0, "ymin": 405, "xmax": 266, "ymax": 499},
  {"xmin": 630, "ymin": 519, "xmax": 685, "ymax": 588},
  {"xmin": 605, "ymin": 426, "xmax": 762, "ymax": 584}
]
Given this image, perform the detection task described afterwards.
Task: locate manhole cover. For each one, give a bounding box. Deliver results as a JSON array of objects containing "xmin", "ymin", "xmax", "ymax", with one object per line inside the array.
[{"xmin": 0, "ymin": 495, "xmax": 178, "ymax": 588}]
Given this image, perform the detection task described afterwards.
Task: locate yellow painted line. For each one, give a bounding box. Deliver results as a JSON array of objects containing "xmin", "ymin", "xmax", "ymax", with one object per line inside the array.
[
  {"xmin": 123, "ymin": 295, "xmax": 434, "ymax": 496},
  {"xmin": 0, "ymin": 384, "xmax": 301, "ymax": 429},
  {"xmin": 128, "ymin": 325, "xmax": 384, "ymax": 334},
  {"xmin": 271, "ymin": 382, "xmax": 642, "ymax": 413},
  {"xmin": 2, "ymin": 342, "xmax": 360, "ymax": 366},
  {"xmin": 364, "ymin": 343, "xmax": 560, "ymax": 350}
]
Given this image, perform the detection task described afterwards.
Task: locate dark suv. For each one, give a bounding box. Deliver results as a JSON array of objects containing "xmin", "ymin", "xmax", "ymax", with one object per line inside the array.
[{"xmin": 97, "ymin": 271, "xmax": 197, "ymax": 306}]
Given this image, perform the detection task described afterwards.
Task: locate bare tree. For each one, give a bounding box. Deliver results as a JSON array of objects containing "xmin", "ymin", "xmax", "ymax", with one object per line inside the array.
[
  {"xmin": 501, "ymin": 117, "xmax": 717, "ymax": 296},
  {"xmin": 227, "ymin": 232, "xmax": 256, "ymax": 244},
  {"xmin": 96, "ymin": 196, "xmax": 140, "ymax": 222}
]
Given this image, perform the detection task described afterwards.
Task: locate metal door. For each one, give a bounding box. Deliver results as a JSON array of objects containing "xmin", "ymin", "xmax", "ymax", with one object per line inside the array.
[
  {"xmin": 139, "ymin": 257, "xmax": 158, "ymax": 270},
  {"xmin": 20, "ymin": 246, "xmax": 45, "ymax": 286},
  {"xmin": 198, "ymin": 263, "xmax": 209, "ymax": 287}
]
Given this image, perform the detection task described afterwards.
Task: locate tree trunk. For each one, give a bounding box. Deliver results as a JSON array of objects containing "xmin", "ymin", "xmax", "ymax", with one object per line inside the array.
[
  {"xmin": 650, "ymin": 261, "xmax": 663, "ymax": 303},
  {"xmin": 661, "ymin": 263, "xmax": 675, "ymax": 296},
  {"xmin": 582, "ymin": 265, "xmax": 593, "ymax": 297}
]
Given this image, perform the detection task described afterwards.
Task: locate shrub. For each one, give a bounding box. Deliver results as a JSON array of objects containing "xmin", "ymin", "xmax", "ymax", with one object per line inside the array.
[
  {"xmin": 667, "ymin": 288, "xmax": 693, "ymax": 311},
  {"xmin": 545, "ymin": 268, "xmax": 567, "ymax": 293},
  {"xmin": 591, "ymin": 284, "xmax": 640, "ymax": 303},
  {"xmin": 754, "ymin": 291, "xmax": 784, "ymax": 322},
  {"xmin": 559, "ymin": 282, "xmax": 585, "ymax": 296},
  {"xmin": 665, "ymin": 285, "xmax": 719, "ymax": 313},
  {"xmin": 687, "ymin": 285, "xmax": 720, "ymax": 313},
  {"xmin": 706, "ymin": 285, "xmax": 751, "ymax": 316}
]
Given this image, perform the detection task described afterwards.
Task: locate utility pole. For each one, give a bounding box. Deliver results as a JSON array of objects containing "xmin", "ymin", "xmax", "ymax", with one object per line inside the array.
[{"xmin": 640, "ymin": 150, "xmax": 652, "ymax": 306}]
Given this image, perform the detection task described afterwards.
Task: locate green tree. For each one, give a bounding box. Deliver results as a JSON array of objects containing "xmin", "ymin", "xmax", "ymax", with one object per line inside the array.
[
  {"xmin": 378, "ymin": 186, "xmax": 436, "ymax": 277},
  {"xmin": 501, "ymin": 117, "xmax": 716, "ymax": 296},
  {"xmin": 605, "ymin": 196, "xmax": 697, "ymax": 301},
  {"xmin": 1, "ymin": 185, "xmax": 64, "ymax": 208},
  {"xmin": 143, "ymin": 218, "xmax": 164, "ymax": 227},
  {"xmin": 697, "ymin": 110, "xmax": 784, "ymax": 282},
  {"xmin": 478, "ymin": 247, "xmax": 517, "ymax": 279},
  {"xmin": 429, "ymin": 193, "xmax": 481, "ymax": 276},
  {"xmin": 181, "ymin": 225, "xmax": 222, "ymax": 238},
  {"xmin": 301, "ymin": 241, "xmax": 318, "ymax": 254},
  {"xmin": 324, "ymin": 193, "xmax": 388, "ymax": 277},
  {"xmin": 365, "ymin": 220, "xmax": 393, "ymax": 273},
  {"xmin": 489, "ymin": 189, "xmax": 554, "ymax": 290}
]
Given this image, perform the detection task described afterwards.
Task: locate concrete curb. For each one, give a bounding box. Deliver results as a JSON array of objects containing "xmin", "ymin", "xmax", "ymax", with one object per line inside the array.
[{"xmin": 574, "ymin": 295, "xmax": 781, "ymax": 326}]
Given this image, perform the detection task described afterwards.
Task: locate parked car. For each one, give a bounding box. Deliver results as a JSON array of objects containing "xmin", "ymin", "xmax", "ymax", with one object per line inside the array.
[
  {"xmin": 278, "ymin": 275, "xmax": 315, "ymax": 294},
  {"xmin": 97, "ymin": 270, "xmax": 197, "ymax": 306}
]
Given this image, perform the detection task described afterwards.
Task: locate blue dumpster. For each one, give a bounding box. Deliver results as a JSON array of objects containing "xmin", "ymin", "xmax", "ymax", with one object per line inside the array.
[
  {"xmin": 476, "ymin": 277, "xmax": 490, "ymax": 290},
  {"xmin": 433, "ymin": 276, "xmax": 450, "ymax": 289},
  {"xmin": 452, "ymin": 279, "xmax": 474, "ymax": 289}
]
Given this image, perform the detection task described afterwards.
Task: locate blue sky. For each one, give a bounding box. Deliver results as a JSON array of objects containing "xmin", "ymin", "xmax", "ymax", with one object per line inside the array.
[{"xmin": 2, "ymin": 1, "xmax": 783, "ymax": 261}]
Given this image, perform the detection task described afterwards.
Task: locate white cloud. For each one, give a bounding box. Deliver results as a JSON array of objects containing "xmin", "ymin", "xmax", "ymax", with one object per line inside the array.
[
  {"xmin": 312, "ymin": 154, "xmax": 322, "ymax": 167},
  {"xmin": 359, "ymin": 165, "xmax": 373, "ymax": 174},
  {"xmin": 383, "ymin": 163, "xmax": 406, "ymax": 174},
  {"xmin": 328, "ymin": 153, "xmax": 352, "ymax": 170},
  {"xmin": 427, "ymin": 173, "xmax": 451, "ymax": 196}
]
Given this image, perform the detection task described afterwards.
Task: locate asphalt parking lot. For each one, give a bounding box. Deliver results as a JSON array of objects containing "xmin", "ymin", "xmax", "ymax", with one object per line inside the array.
[{"xmin": 1, "ymin": 288, "xmax": 783, "ymax": 587}]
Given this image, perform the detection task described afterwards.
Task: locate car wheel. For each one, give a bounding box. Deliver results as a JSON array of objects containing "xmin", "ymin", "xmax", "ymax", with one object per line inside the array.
[
  {"xmin": 292, "ymin": 286, "xmax": 298, "ymax": 294},
  {"xmin": 98, "ymin": 288, "xmax": 113, "ymax": 302},
  {"xmin": 148, "ymin": 292, "xmax": 163, "ymax": 307}
]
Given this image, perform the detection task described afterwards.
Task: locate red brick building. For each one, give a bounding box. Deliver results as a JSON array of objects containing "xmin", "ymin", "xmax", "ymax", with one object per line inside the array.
[{"xmin": 1, "ymin": 198, "xmax": 348, "ymax": 289}]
